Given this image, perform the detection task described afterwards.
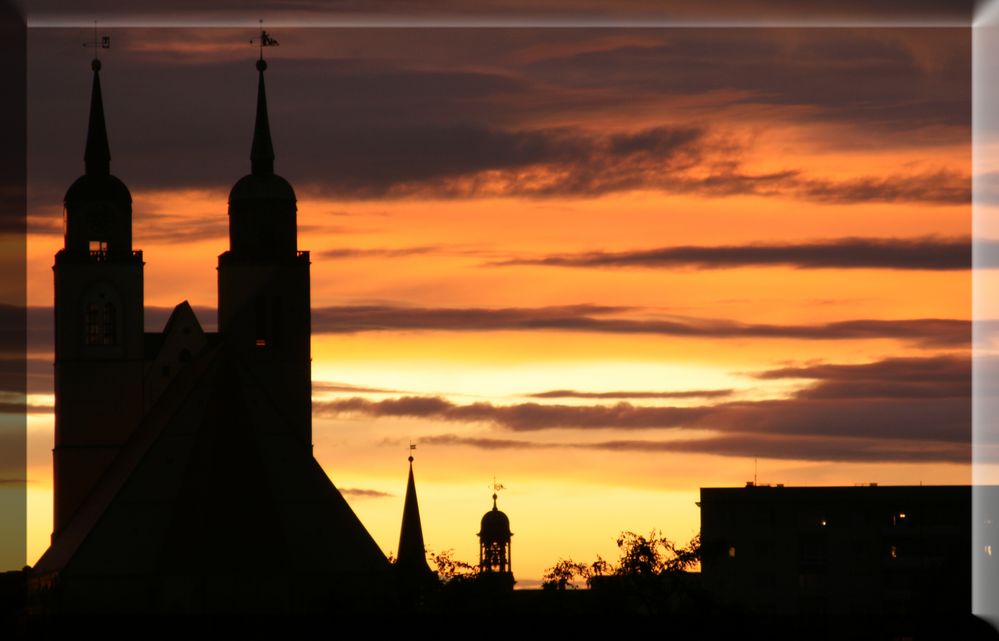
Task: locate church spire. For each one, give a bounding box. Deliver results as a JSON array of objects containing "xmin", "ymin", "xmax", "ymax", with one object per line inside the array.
[
  {"xmin": 250, "ymin": 59, "xmax": 275, "ymax": 176},
  {"xmin": 84, "ymin": 59, "xmax": 111, "ymax": 176},
  {"xmin": 397, "ymin": 452, "xmax": 433, "ymax": 578}
]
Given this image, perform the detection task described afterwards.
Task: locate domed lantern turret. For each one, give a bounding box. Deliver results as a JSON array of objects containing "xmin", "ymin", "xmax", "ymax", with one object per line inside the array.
[{"xmin": 478, "ymin": 492, "xmax": 512, "ymax": 575}]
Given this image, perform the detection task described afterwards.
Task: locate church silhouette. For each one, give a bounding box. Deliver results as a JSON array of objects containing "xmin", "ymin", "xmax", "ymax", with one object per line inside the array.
[{"xmin": 28, "ymin": 53, "xmax": 420, "ymax": 615}]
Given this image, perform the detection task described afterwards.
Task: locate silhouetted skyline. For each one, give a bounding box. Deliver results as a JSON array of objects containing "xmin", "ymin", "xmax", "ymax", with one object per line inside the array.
[{"xmin": 21, "ymin": 23, "xmax": 972, "ymax": 586}]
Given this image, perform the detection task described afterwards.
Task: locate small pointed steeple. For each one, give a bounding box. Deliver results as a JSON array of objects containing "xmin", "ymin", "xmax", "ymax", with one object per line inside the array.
[
  {"xmin": 397, "ymin": 453, "xmax": 433, "ymax": 577},
  {"xmin": 251, "ymin": 59, "xmax": 275, "ymax": 176},
  {"xmin": 84, "ymin": 59, "xmax": 111, "ymax": 176}
]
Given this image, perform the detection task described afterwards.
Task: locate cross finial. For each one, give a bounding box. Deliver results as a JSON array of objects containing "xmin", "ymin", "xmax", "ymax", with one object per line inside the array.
[
  {"xmin": 83, "ymin": 21, "xmax": 111, "ymax": 69},
  {"xmin": 250, "ymin": 19, "xmax": 280, "ymax": 66}
]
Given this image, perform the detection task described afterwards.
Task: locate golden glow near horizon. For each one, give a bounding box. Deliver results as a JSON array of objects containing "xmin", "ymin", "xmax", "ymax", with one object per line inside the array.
[{"xmin": 22, "ymin": 27, "xmax": 975, "ymax": 583}]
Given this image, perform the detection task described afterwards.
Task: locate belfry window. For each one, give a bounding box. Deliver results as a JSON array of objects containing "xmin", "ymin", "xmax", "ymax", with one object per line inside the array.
[
  {"xmin": 89, "ymin": 240, "xmax": 108, "ymax": 260},
  {"xmin": 84, "ymin": 301, "xmax": 117, "ymax": 346}
]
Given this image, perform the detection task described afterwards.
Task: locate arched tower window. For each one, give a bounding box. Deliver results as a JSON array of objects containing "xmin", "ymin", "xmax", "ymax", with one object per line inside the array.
[
  {"xmin": 84, "ymin": 300, "xmax": 117, "ymax": 346},
  {"xmin": 85, "ymin": 303, "xmax": 100, "ymax": 345},
  {"xmin": 103, "ymin": 302, "xmax": 116, "ymax": 345}
]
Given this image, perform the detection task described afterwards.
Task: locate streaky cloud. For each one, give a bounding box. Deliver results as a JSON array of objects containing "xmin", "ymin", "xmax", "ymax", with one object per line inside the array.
[
  {"xmin": 419, "ymin": 433, "xmax": 968, "ymax": 464},
  {"xmin": 320, "ymin": 246, "xmax": 443, "ymax": 260},
  {"xmin": 11, "ymin": 303, "xmax": 974, "ymax": 358},
  {"xmin": 313, "ymin": 381, "xmax": 405, "ymax": 394},
  {"xmin": 338, "ymin": 488, "xmax": 394, "ymax": 500},
  {"xmin": 495, "ymin": 236, "xmax": 979, "ymax": 271},
  {"xmin": 311, "ymin": 304, "xmax": 970, "ymax": 347},
  {"xmin": 319, "ymin": 355, "xmax": 972, "ymax": 455},
  {"xmin": 528, "ymin": 389, "xmax": 734, "ymax": 399},
  {"xmin": 319, "ymin": 394, "xmax": 968, "ymax": 442},
  {"xmin": 754, "ymin": 354, "xmax": 971, "ymax": 399}
]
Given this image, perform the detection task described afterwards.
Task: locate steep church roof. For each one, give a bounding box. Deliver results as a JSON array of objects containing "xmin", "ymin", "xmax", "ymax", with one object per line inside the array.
[
  {"xmin": 396, "ymin": 456, "xmax": 433, "ymax": 580},
  {"xmin": 32, "ymin": 341, "xmax": 391, "ymax": 614}
]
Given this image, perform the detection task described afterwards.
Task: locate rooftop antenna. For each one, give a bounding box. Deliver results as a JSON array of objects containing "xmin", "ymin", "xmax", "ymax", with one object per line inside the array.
[
  {"xmin": 250, "ymin": 19, "xmax": 280, "ymax": 62},
  {"xmin": 82, "ymin": 21, "xmax": 111, "ymax": 67},
  {"xmin": 754, "ymin": 458, "xmax": 758, "ymax": 486}
]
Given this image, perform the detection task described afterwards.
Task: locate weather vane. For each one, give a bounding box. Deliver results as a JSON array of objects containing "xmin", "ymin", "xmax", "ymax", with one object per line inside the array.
[
  {"xmin": 250, "ymin": 19, "xmax": 280, "ymax": 62},
  {"xmin": 82, "ymin": 21, "xmax": 111, "ymax": 68},
  {"xmin": 492, "ymin": 477, "xmax": 506, "ymax": 494},
  {"xmin": 408, "ymin": 441, "xmax": 416, "ymax": 462}
]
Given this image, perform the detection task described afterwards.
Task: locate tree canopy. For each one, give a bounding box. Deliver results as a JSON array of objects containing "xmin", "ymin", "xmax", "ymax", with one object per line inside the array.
[{"xmin": 542, "ymin": 530, "xmax": 701, "ymax": 590}]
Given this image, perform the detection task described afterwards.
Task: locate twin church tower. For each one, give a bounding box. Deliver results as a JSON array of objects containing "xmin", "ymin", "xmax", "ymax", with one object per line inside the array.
[
  {"xmin": 34, "ymin": 51, "xmax": 393, "ymax": 613},
  {"xmin": 52, "ymin": 56, "xmax": 310, "ymax": 537}
]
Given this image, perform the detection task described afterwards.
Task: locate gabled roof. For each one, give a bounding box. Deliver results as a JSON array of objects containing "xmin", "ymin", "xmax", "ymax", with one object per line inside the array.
[{"xmin": 33, "ymin": 342, "xmax": 391, "ymax": 614}]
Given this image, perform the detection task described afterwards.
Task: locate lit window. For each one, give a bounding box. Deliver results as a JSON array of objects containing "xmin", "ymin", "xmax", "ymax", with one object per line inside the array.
[
  {"xmin": 890, "ymin": 546, "xmax": 897, "ymax": 559},
  {"xmin": 728, "ymin": 546, "xmax": 736, "ymax": 558},
  {"xmin": 89, "ymin": 240, "xmax": 108, "ymax": 261}
]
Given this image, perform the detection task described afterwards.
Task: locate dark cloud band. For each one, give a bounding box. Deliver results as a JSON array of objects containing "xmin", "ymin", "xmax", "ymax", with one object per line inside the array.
[
  {"xmin": 418, "ymin": 433, "xmax": 969, "ymax": 464},
  {"xmin": 495, "ymin": 237, "xmax": 977, "ymax": 271},
  {"xmin": 311, "ymin": 304, "xmax": 969, "ymax": 347},
  {"xmin": 318, "ymin": 355, "xmax": 972, "ymax": 462},
  {"xmin": 9, "ymin": 304, "xmax": 971, "ymax": 357}
]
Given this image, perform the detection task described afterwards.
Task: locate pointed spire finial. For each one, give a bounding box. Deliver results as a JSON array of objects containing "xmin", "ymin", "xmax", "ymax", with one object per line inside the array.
[
  {"xmin": 397, "ymin": 445, "xmax": 432, "ymax": 577},
  {"xmin": 248, "ymin": 20, "xmax": 280, "ymax": 176},
  {"xmin": 84, "ymin": 57, "xmax": 110, "ymax": 176},
  {"xmin": 82, "ymin": 21, "xmax": 112, "ymax": 176},
  {"xmin": 250, "ymin": 57, "xmax": 274, "ymax": 176}
]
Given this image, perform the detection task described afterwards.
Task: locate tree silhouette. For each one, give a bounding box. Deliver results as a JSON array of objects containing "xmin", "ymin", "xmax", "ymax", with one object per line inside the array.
[
  {"xmin": 616, "ymin": 530, "xmax": 701, "ymax": 575},
  {"xmin": 541, "ymin": 559, "xmax": 591, "ymax": 590},
  {"xmin": 427, "ymin": 548, "xmax": 477, "ymax": 584},
  {"xmin": 541, "ymin": 531, "xmax": 701, "ymax": 590}
]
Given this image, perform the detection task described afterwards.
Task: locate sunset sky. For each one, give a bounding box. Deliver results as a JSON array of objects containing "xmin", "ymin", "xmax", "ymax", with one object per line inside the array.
[{"xmin": 20, "ymin": 20, "xmax": 985, "ymax": 586}]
